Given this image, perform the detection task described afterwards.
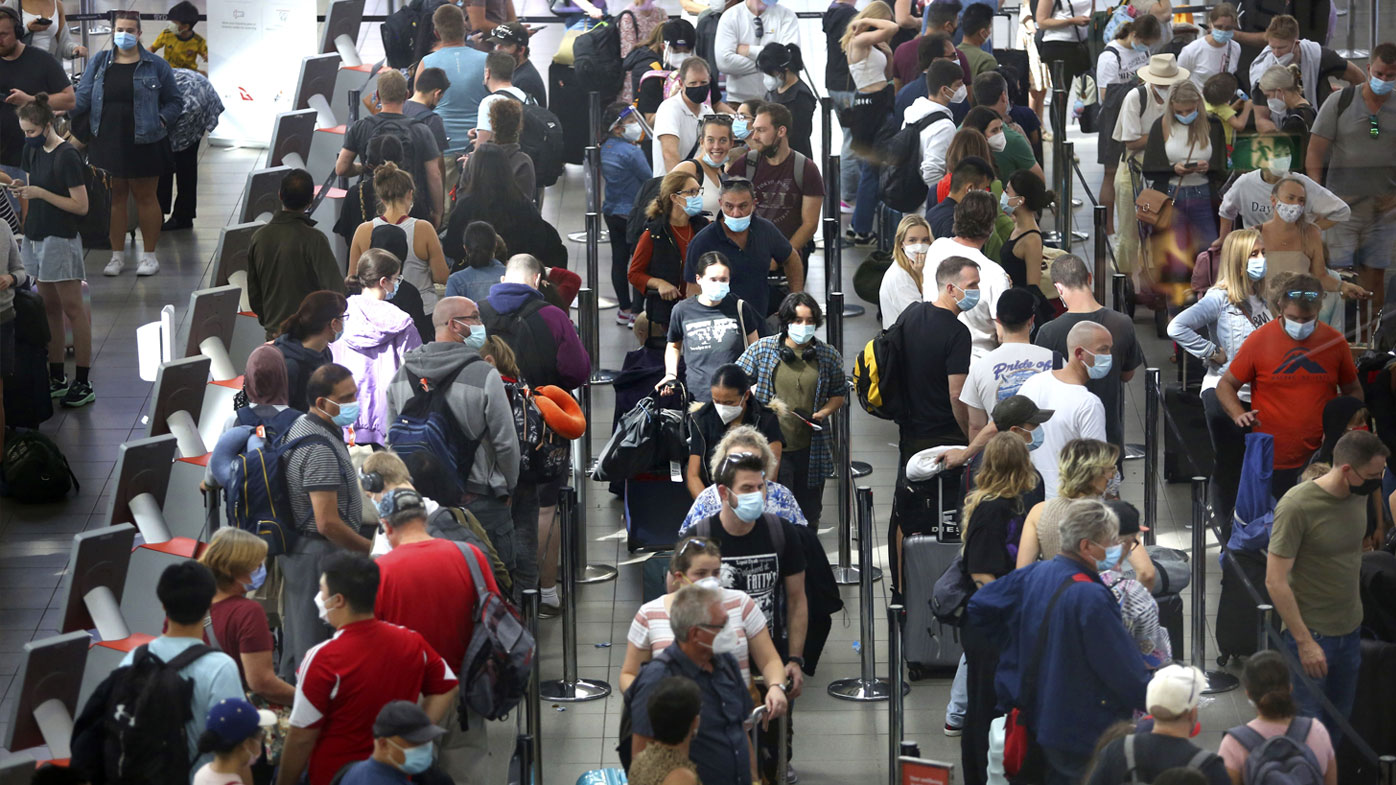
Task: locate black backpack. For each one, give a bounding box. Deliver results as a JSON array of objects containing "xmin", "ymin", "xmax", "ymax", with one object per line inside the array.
[
  {"xmin": 71, "ymin": 644, "xmax": 216, "ymax": 785},
  {"xmin": 364, "ymin": 114, "xmax": 430, "ymax": 197},
  {"xmin": 877, "ymin": 111, "xmax": 950, "ymax": 213},
  {"xmin": 1, "ymin": 430, "xmax": 79, "ymax": 503},
  {"xmin": 501, "ymin": 380, "xmax": 569, "ymax": 483},
  {"xmin": 494, "ymin": 90, "xmax": 566, "ymax": 188},
  {"xmin": 572, "ymin": 12, "xmax": 636, "ymax": 106},
  {"xmin": 381, "ymin": 0, "xmax": 445, "ymax": 69}
]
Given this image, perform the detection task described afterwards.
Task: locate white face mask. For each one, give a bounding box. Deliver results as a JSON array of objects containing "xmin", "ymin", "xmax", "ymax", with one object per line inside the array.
[
  {"xmin": 762, "ymin": 73, "xmax": 784, "ymax": 92},
  {"xmin": 1274, "ymin": 202, "xmax": 1304, "ymax": 223},
  {"xmin": 987, "ymin": 132, "xmax": 1007, "ymax": 152},
  {"xmin": 1273, "ymin": 51, "xmax": 1294, "ymax": 65},
  {"xmin": 1267, "ymin": 97, "xmax": 1289, "ymax": 115},
  {"xmin": 667, "ymin": 51, "xmax": 690, "ymax": 68},
  {"xmin": 314, "ymin": 592, "xmax": 333, "ymax": 625},
  {"xmin": 714, "ymin": 402, "xmax": 744, "ymax": 424},
  {"xmin": 902, "ymin": 242, "xmax": 930, "ymax": 261},
  {"xmin": 948, "ymin": 84, "xmax": 967, "ymax": 104},
  {"xmin": 708, "ymin": 621, "xmax": 740, "ymax": 655}
]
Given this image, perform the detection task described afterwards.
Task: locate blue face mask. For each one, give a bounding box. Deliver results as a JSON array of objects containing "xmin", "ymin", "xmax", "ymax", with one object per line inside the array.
[
  {"xmin": 323, "ymin": 399, "xmax": 360, "ymax": 428},
  {"xmin": 1370, "ymin": 76, "xmax": 1396, "ymax": 96},
  {"xmin": 728, "ymin": 489, "xmax": 765, "ymax": 522},
  {"xmin": 684, "ymin": 194, "xmax": 704, "ymax": 216},
  {"xmin": 1131, "ymin": 40, "xmax": 1151, "ymax": 52},
  {"xmin": 392, "ymin": 740, "xmax": 435, "ymax": 775},
  {"xmin": 954, "ymin": 284, "xmax": 980, "ymax": 311},
  {"xmin": 701, "ymin": 151, "xmax": 726, "ymax": 167},
  {"xmin": 1086, "ymin": 350, "xmax": 1113, "ymax": 379},
  {"xmin": 113, "ymin": 31, "xmax": 138, "ymax": 50},
  {"xmin": 1211, "ymin": 28, "xmax": 1234, "ymax": 44},
  {"xmin": 1247, "ymin": 255, "xmax": 1267, "ymax": 280},
  {"xmin": 1284, "ymin": 317, "xmax": 1316, "ymax": 341},
  {"xmin": 1026, "ymin": 427, "xmax": 1044, "ymax": 451},
  {"xmin": 732, "ymin": 118, "xmax": 750, "ymax": 139},
  {"xmin": 724, "ymin": 211, "xmax": 751, "ymax": 232},
  {"xmin": 1174, "ymin": 110, "xmax": 1199, "ymax": 125},
  {"xmin": 385, "ymin": 278, "xmax": 401, "ymax": 299},
  {"xmin": 1094, "ymin": 542, "xmax": 1123, "ymax": 572},
  {"xmin": 242, "ymin": 564, "xmax": 267, "ymax": 592},
  {"xmin": 464, "ymin": 322, "xmax": 488, "ymax": 350},
  {"xmin": 1000, "ymin": 191, "xmax": 1016, "ymax": 216},
  {"xmin": 787, "ymin": 323, "xmax": 816, "ymax": 344}
]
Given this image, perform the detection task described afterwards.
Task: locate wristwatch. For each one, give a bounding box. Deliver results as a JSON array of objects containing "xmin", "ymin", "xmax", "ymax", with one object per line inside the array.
[{"xmin": 787, "ymin": 656, "xmax": 805, "ymax": 670}]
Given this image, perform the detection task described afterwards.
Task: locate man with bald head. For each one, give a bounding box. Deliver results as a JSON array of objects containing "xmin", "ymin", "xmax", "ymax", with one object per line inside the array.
[
  {"xmin": 1018, "ymin": 319, "xmax": 1110, "ymax": 498},
  {"xmin": 386, "ymin": 295, "xmax": 521, "ymax": 574}
]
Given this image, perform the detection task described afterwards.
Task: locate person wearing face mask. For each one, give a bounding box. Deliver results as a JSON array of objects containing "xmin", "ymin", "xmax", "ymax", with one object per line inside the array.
[
  {"xmin": 736, "ymin": 292, "xmax": 845, "ymax": 525},
  {"xmin": 998, "ymin": 170, "xmax": 1055, "ymax": 310},
  {"xmin": 1305, "ymin": 41, "xmax": 1396, "ymax": 327},
  {"xmin": 715, "ymin": 0, "xmax": 802, "ymax": 105},
  {"xmin": 966, "ymin": 499, "xmax": 1150, "ymax": 785},
  {"xmin": 630, "ymin": 20, "xmax": 693, "ymax": 116},
  {"xmin": 1018, "ymin": 322, "xmax": 1112, "ymax": 500},
  {"xmin": 921, "ymin": 191, "xmax": 1016, "ymax": 358},
  {"xmin": 680, "ymin": 425, "xmax": 809, "ymax": 532},
  {"xmin": 277, "ymin": 363, "xmax": 373, "ymax": 680},
  {"xmin": 755, "ymin": 43, "xmax": 816, "ymax": 159},
  {"xmin": 331, "ymin": 250, "xmax": 424, "ymax": 447},
  {"xmin": 1178, "ymin": 3, "xmax": 1242, "ymax": 87},
  {"xmin": 601, "ymin": 103, "xmax": 658, "ymax": 326},
  {"xmin": 629, "ymin": 171, "xmax": 712, "ymax": 333},
  {"xmin": 72, "ymin": 9, "xmax": 181, "ymax": 278},
  {"xmin": 1259, "ymin": 177, "xmax": 1368, "ymax": 313},
  {"xmin": 683, "ymin": 179, "xmax": 804, "ymax": 317},
  {"xmin": 902, "ymin": 59, "xmax": 964, "ymax": 212},
  {"xmin": 925, "ymin": 151, "xmax": 994, "ymax": 241},
  {"xmin": 1249, "ymin": 15, "xmax": 1366, "ymax": 130},
  {"xmin": 1216, "ymin": 140, "xmax": 1349, "ymax": 242},
  {"xmin": 1096, "ymin": 15, "xmax": 1161, "ymax": 226},
  {"xmin": 683, "ymin": 362, "xmax": 785, "ymax": 498},
  {"xmin": 663, "ymin": 255, "xmax": 764, "ymax": 403},
  {"xmin": 1084, "ymin": 665, "xmax": 1227, "ymax": 785},
  {"xmin": 1169, "ymin": 229, "xmax": 1272, "ymax": 535},
  {"xmin": 1265, "ymin": 430, "xmax": 1388, "ymax": 741},
  {"xmin": 652, "ymin": 57, "xmax": 718, "ymax": 174},
  {"xmin": 1218, "ymin": 273, "xmax": 1363, "ymax": 494},
  {"xmin": 193, "ymin": 698, "xmax": 278, "ymax": 785},
  {"xmin": 1096, "ymin": 500, "xmax": 1173, "ymax": 666},
  {"xmin": 1254, "ymin": 63, "xmax": 1315, "ymax": 141},
  {"xmin": 273, "ymin": 291, "xmax": 347, "ymax": 414},
  {"xmin": 334, "ymin": 702, "xmax": 450, "ymax": 785},
  {"xmin": 726, "ymin": 102, "xmax": 825, "ymax": 273},
  {"xmin": 880, "ymin": 214, "xmax": 934, "ymax": 327},
  {"xmin": 1142, "ymin": 80, "xmax": 1228, "ymax": 287},
  {"xmin": 668, "ymin": 114, "xmax": 735, "ymax": 218},
  {"xmin": 278, "ymin": 553, "xmax": 458, "ymax": 785}
]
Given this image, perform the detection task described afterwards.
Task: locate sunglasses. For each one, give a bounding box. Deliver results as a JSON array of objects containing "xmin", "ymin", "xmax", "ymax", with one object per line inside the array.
[
  {"xmin": 677, "ymin": 537, "xmax": 712, "ymax": 559},
  {"xmin": 1285, "ymin": 290, "xmax": 1322, "ymax": 302},
  {"xmin": 701, "ymin": 113, "xmax": 734, "ymax": 125}
]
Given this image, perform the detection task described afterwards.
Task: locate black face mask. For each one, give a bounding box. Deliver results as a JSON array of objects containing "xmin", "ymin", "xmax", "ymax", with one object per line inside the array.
[
  {"xmin": 684, "ymin": 84, "xmax": 709, "ymax": 105},
  {"xmin": 1350, "ymin": 476, "xmax": 1383, "ymax": 496}
]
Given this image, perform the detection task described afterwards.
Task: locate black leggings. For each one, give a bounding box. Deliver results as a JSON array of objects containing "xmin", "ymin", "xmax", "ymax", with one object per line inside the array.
[
  {"xmin": 1201, "ymin": 387, "xmax": 1249, "ymax": 544},
  {"xmin": 604, "ymin": 213, "xmax": 639, "ymax": 313}
]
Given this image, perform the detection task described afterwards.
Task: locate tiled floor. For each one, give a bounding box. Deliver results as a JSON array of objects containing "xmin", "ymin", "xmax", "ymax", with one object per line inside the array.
[{"xmin": 2, "ymin": 0, "xmax": 1394, "ymax": 782}]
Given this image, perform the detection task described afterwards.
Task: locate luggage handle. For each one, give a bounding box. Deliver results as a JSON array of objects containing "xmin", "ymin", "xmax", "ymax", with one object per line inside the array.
[
  {"xmin": 746, "ymin": 704, "xmax": 789, "ymax": 785},
  {"xmin": 937, "ymin": 471, "xmax": 962, "ymax": 542}
]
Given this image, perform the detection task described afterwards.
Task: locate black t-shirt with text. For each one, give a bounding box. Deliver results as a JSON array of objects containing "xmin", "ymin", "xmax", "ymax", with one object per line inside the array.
[
  {"xmin": 697, "ymin": 514, "xmax": 806, "ymax": 642},
  {"xmin": 0, "ymin": 46, "xmax": 70, "ymax": 168}
]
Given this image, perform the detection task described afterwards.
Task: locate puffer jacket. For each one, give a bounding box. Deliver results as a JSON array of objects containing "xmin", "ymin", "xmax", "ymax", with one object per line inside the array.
[
  {"xmin": 330, "ymin": 294, "xmax": 423, "ymax": 444},
  {"xmin": 1167, "ymin": 286, "xmax": 1272, "ymax": 397}
]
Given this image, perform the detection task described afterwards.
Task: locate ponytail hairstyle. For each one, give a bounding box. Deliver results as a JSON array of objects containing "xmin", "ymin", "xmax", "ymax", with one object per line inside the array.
[
  {"xmin": 755, "ymin": 42, "xmax": 804, "ymax": 77},
  {"xmin": 461, "ymin": 221, "xmax": 501, "ymax": 270},
  {"xmin": 17, "ymin": 92, "xmax": 55, "ymax": 131},
  {"xmin": 372, "ymin": 161, "xmax": 415, "ymax": 212},
  {"xmin": 1242, "ymin": 650, "xmax": 1297, "ymax": 719},
  {"xmin": 479, "ymin": 335, "xmax": 521, "ymax": 378},
  {"xmin": 1006, "ymin": 169, "xmax": 1056, "ymax": 213},
  {"xmin": 1118, "ymin": 12, "xmax": 1161, "ymax": 44},
  {"xmin": 279, "ymin": 290, "xmax": 348, "ymax": 340},
  {"xmin": 346, "ymin": 248, "xmax": 402, "ymax": 294}
]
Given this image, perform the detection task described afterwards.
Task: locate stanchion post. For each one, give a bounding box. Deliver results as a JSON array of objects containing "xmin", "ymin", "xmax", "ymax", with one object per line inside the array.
[
  {"xmin": 539, "ymin": 487, "xmax": 611, "ymax": 702},
  {"xmin": 825, "ymin": 154, "xmax": 841, "ymax": 221},
  {"xmin": 888, "ymin": 604, "xmax": 905, "ymax": 785},
  {"xmin": 829, "ymin": 488, "xmax": 896, "ymax": 700},
  {"xmin": 523, "ymin": 589, "xmax": 543, "ymax": 785},
  {"xmin": 566, "ymin": 369, "xmax": 614, "ymax": 587},
  {"xmin": 1061, "ymin": 141, "xmax": 1075, "ymax": 254},
  {"xmin": 1256, "ymin": 602, "xmax": 1274, "ymax": 654},
  {"xmin": 1050, "ymin": 60, "xmax": 1067, "ymax": 246},
  {"xmin": 1112, "ymin": 273, "xmax": 1127, "ymax": 314},
  {"xmin": 1092, "ymin": 204, "xmax": 1108, "ymax": 282},
  {"xmin": 828, "ymin": 292, "xmax": 860, "ymax": 584},
  {"xmin": 1380, "ymin": 755, "xmax": 1396, "ymax": 785},
  {"xmin": 1190, "ymin": 476, "xmax": 1238, "ymax": 693},
  {"xmin": 1143, "ymin": 368, "xmax": 1160, "ymax": 546},
  {"xmin": 823, "ymin": 217, "xmax": 839, "ymax": 304},
  {"xmin": 821, "ymin": 98, "xmax": 834, "ymax": 199}
]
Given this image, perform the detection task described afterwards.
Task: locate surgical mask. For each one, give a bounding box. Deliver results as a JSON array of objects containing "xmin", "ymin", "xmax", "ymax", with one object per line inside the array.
[
  {"xmin": 715, "ymin": 402, "xmax": 744, "ymax": 424},
  {"xmin": 704, "ymin": 621, "xmax": 740, "ymax": 654},
  {"xmin": 723, "ymin": 211, "xmax": 751, "ymax": 232},
  {"xmin": 902, "ymin": 242, "xmax": 929, "ymax": 260},
  {"xmin": 684, "ymin": 194, "xmax": 704, "ymax": 215},
  {"xmin": 1000, "ymin": 191, "xmax": 1016, "ymax": 215},
  {"xmin": 788, "ymin": 323, "xmax": 816, "ymax": 344},
  {"xmin": 1027, "ymin": 427, "xmax": 1044, "ymax": 451},
  {"xmin": 333, "ymin": 327, "xmax": 345, "ymax": 342},
  {"xmin": 1284, "ymin": 317, "xmax": 1315, "ymax": 341},
  {"xmin": 113, "ymin": 31, "xmax": 138, "ymax": 50},
  {"xmin": 1267, "ymin": 154, "xmax": 1291, "ymax": 174},
  {"xmin": 953, "ymin": 284, "xmax": 980, "ymax": 311},
  {"xmin": 987, "ymin": 132, "xmax": 1007, "ymax": 152},
  {"xmin": 242, "ymin": 564, "xmax": 267, "ymax": 593},
  {"xmin": 1086, "ymin": 350, "xmax": 1113, "ymax": 379},
  {"xmin": 1274, "ymin": 52, "xmax": 1294, "ymax": 66},
  {"xmin": 1370, "ymin": 76, "xmax": 1396, "ymax": 96},
  {"xmin": 1267, "ymin": 97, "xmax": 1289, "ymax": 115},
  {"xmin": 464, "ymin": 323, "xmax": 488, "ymax": 350},
  {"xmin": 390, "ymin": 740, "xmax": 436, "ymax": 775},
  {"xmin": 728, "ymin": 489, "xmax": 765, "ymax": 522},
  {"xmin": 693, "ymin": 576, "xmax": 722, "ymax": 591},
  {"xmin": 949, "ymin": 84, "xmax": 967, "ymax": 104},
  {"xmin": 1131, "ymin": 40, "xmax": 1151, "ymax": 52},
  {"xmin": 314, "ymin": 592, "xmax": 333, "ymax": 624},
  {"xmin": 701, "ymin": 150, "xmax": 726, "ymax": 168},
  {"xmin": 667, "ymin": 51, "xmax": 690, "ymax": 68},
  {"xmin": 732, "ymin": 118, "xmax": 750, "ymax": 139},
  {"xmin": 1350, "ymin": 475, "xmax": 1383, "ymax": 496},
  {"xmin": 321, "ymin": 398, "xmax": 360, "ymax": 428},
  {"xmin": 684, "ymin": 85, "xmax": 709, "ymax": 105},
  {"xmin": 1247, "ymin": 254, "xmax": 1267, "ymax": 280},
  {"xmin": 385, "ymin": 278, "xmax": 401, "ymax": 299},
  {"xmin": 621, "ymin": 122, "xmax": 643, "ymax": 142},
  {"xmin": 1174, "ymin": 110, "xmax": 1198, "ymax": 124},
  {"xmin": 763, "ymin": 73, "xmax": 784, "ymax": 92},
  {"xmin": 1275, "ymin": 202, "xmax": 1304, "ymax": 223},
  {"xmin": 1095, "ymin": 543, "xmax": 1123, "ymax": 572},
  {"xmin": 699, "ymin": 279, "xmax": 729, "ymax": 302},
  {"xmin": 1211, "ymin": 28, "xmax": 1234, "ymax": 44},
  {"xmin": 23, "ymin": 134, "xmax": 44, "ymax": 149}
]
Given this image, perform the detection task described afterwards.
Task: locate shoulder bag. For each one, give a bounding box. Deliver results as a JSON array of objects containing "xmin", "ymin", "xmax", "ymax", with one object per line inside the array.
[{"xmin": 1135, "ymin": 135, "xmax": 1197, "ymax": 229}]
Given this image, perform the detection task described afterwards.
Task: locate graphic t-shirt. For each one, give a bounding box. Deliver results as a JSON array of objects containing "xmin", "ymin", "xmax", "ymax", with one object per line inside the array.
[
  {"xmin": 1226, "ymin": 320, "xmax": 1357, "ymax": 468},
  {"xmin": 725, "ymin": 152, "xmax": 825, "ymax": 240},
  {"xmin": 695, "ymin": 515, "xmax": 806, "ymax": 643},
  {"xmin": 961, "ymin": 342, "xmax": 1056, "ymax": 414},
  {"xmin": 668, "ymin": 296, "xmax": 762, "ymax": 402}
]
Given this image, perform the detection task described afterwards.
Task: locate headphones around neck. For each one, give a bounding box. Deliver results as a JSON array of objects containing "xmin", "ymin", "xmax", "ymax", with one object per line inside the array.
[{"xmin": 778, "ymin": 333, "xmax": 817, "ymax": 363}]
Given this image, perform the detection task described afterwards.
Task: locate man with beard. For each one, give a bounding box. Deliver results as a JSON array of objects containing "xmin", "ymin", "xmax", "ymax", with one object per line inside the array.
[
  {"xmin": 0, "ymin": 6, "xmax": 73, "ymax": 179},
  {"xmin": 725, "ymin": 101, "xmax": 824, "ymax": 272}
]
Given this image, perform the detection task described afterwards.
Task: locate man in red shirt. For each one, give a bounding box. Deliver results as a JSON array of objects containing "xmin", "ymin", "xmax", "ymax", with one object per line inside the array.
[
  {"xmin": 374, "ymin": 483, "xmax": 499, "ymax": 785},
  {"xmin": 1218, "ymin": 273, "xmax": 1363, "ymax": 495},
  {"xmin": 277, "ymin": 553, "xmax": 459, "ymax": 785}
]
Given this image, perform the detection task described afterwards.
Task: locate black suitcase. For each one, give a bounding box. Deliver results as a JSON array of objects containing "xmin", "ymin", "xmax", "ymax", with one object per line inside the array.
[
  {"xmin": 1155, "ymin": 592, "xmax": 1184, "ymax": 661},
  {"xmin": 3, "ymin": 289, "xmax": 54, "ymax": 428},
  {"xmin": 1336, "ymin": 638, "xmax": 1396, "ymax": 785},
  {"xmin": 624, "ymin": 478, "xmax": 691, "ymax": 552},
  {"xmin": 1215, "ymin": 548, "xmax": 1270, "ymax": 663},
  {"xmin": 1163, "ymin": 382, "xmax": 1212, "ymax": 483},
  {"xmin": 548, "ymin": 61, "xmax": 587, "ymax": 165}
]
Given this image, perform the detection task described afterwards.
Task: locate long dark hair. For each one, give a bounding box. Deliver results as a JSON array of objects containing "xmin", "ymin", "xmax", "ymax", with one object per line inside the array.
[
  {"xmin": 461, "ymin": 221, "xmax": 501, "ymax": 269},
  {"xmin": 279, "ymin": 290, "xmax": 348, "ymax": 340},
  {"xmin": 460, "ymin": 143, "xmax": 529, "ymax": 206}
]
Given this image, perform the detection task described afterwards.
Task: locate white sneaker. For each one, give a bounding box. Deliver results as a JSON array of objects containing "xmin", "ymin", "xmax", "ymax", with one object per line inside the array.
[
  {"xmin": 103, "ymin": 255, "xmax": 125, "ymax": 276},
  {"xmin": 136, "ymin": 255, "xmax": 159, "ymax": 276}
]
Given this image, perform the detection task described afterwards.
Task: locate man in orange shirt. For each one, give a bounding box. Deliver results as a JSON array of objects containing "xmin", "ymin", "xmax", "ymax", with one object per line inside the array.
[{"xmin": 1217, "ymin": 273, "xmax": 1362, "ymax": 494}]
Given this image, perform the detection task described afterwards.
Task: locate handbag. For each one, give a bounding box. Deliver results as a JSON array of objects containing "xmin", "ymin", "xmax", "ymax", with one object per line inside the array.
[
  {"xmin": 1135, "ymin": 136, "xmax": 1197, "ymax": 228},
  {"xmin": 593, "ymin": 386, "xmax": 690, "ymax": 481}
]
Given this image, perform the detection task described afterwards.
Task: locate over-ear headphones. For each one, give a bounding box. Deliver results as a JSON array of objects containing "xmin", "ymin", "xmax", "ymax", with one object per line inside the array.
[
  {"xmin": 359, "ymin": 468, "xmax": 384, "ymax": 494},
  {"xmin": 0, "ymin": 7, "xmax": 20, "ymax": 31},
  {"xmin": 778, "ymin": 335, "xmax": 817, "ymax": 363}
]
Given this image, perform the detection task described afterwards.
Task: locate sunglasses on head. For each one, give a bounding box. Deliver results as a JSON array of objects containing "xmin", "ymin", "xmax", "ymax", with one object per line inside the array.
[
  {"xmin": 1285, "ymin": 290, "xmax": 1322, "ymax": 302},
  {"xmin": 702, "ymin": 113, "xmax": 734, "ymax": 125}
]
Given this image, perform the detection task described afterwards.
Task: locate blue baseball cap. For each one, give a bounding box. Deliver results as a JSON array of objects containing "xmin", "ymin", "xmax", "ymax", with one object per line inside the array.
[{"xmin": 206, "ymin": 698, "xmax": 276, "ymax": 745}]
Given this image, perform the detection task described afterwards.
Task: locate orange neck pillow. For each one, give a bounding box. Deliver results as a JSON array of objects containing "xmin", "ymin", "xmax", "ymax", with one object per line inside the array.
[{"xmin": 533, "ymin": 385, "xmax": 587, "ymax": 439}]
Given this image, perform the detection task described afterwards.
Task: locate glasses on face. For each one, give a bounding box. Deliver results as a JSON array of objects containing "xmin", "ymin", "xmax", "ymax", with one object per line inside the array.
[
  {"xmin": 677, "ymin": 187, "xmax": 702, "ymax": 197},
  {"xmin": 1285, "ymin": 290, "xmax": 1322, "ymax": 303}
]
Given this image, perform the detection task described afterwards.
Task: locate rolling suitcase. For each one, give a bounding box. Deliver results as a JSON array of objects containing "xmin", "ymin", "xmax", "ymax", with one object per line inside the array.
[
  {"xmin": 623, "ymin": 478, "xmax": 690, "ymax": 552},
  {"xmin": 902, "ymin": 474, "xmax": 966, "ymax": 679},
  {"xmin": 1336, "ymin": 638, "xmax": 1396, "ymax": 785},
  {"xmin": 1163, "ymin": 358, "xmax": 1212, "ymax": 483},
  {"xmin": 549, "ymin": 61, "xmax": 587, "ymax": 165},
  {"xmin": 1214, "ymin": 547, "xmax": 1270, "ymax": 664}
]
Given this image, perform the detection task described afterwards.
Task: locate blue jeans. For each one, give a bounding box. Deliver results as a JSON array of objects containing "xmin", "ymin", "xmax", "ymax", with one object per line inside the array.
[
  {"xmin": 945, "ymin": 653, "xmax": 968, "ymax": 727},
  {"xmin": 1282, "ymin": 628, "xmax": 1362, "ymax": 746},
  {"xmin": 828, "ymin": 90, "xmax": 860, "ymax": 199},
  {"xmin": 852, "ymin": 158, "xmax": 881, "ymax": 235}
]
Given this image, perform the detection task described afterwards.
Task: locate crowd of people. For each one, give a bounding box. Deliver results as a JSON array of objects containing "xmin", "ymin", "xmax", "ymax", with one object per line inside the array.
[{"xmin": 0, "ymin": 0, "xmax": 1394, "ymax": 784}]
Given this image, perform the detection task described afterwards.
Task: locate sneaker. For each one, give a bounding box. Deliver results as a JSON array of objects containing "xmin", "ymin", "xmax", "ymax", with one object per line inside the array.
[
  {"xmin": 61, "ymin": 380, "xmax": 94, "ymax": 408},
  {"xmin": 49, "ymin": 376, "xmax": 68, "ymax": 399},
  {"xmin": 945, "ymin": 723, "xmax": 964, "ymax": 737},
  {"xmin": 839, "ymin": 200, "xmax": 854, "ymax": 214},
  {"xmin": 615, "ymin": 311, "xmax": 632, "ymax": 326},
  {"xmin": 538, "ymin": 602, "xmax": 562, "ymax": 619},
  {"xmin": 851, "ymin": 231, "xmax": 878, "ymax": 247},
  {"xmin": 136, "ymin": 256, "xmax": 160, "ymax": 276},
  {"xmin": 785, "ymin": 764, "xmax": 800, "ymax": 784},
  {"xmin": 103, "ymin": 255, "xmax": 125, "ymax": 276}
]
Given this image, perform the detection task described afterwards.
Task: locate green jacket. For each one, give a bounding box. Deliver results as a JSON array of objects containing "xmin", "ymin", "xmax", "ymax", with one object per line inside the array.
[{"xmin": 246, "ymin": 211, "xmax": 345, "ymax": 339}]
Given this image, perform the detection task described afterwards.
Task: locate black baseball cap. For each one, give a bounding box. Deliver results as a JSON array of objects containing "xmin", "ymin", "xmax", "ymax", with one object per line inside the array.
[
  {"xmin": 1107, "ymin": 499, "xmax": 1148, "ymax": 534},
  {"xmin": 663, "ymin": 19, "xmax": 696, "ymax": 48},
  {"xmin": 372, "ymin": 701, "xmax": 447, "ymax": 744},
  {"xmin": 490, "ymin": 22, "xmax": 530, "ymax": 49},
  {"xmin": 991, "ymin": 395, "xmax": 1053, "ymax": 430},
  {"xmin": 994, "ymin": 287, "xmax": 1037, "ymax": 326}
]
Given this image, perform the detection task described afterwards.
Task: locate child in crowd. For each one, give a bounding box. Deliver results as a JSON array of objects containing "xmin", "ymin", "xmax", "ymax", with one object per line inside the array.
[
  {"xmin": 151, "ymin": 1, "xmax": 208, "ymax": 74},
  {"xmin": 1202, "ymin": 72, "xmax": 1251, "ymax": 149}
]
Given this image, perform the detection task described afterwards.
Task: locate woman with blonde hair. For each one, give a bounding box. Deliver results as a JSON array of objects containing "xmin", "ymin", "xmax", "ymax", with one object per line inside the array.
[
  {"xmin": 879, "ymin": 213, "xmax": 933, "ymax": 328},
  {"xmin": 198, "ymin": 529, "xmax": 296, "ymax": 706},
  {"xmin": 348, "ymin": 162, "xmax": 449, "ymax": 318},
  {"xmin": 841, "ymin": 0, "xmax": 899, "ymax": 242},
  {"xmin": 628, "ymin": 169, "xmax": 711, "ymax": 330},
  {"xmin": 1256, "ymin": 177, "xmax": 1367, "ymax": 322},
  {"xmin": 679, "ymin": 424, "xmax": 808, "ymax": 532}
]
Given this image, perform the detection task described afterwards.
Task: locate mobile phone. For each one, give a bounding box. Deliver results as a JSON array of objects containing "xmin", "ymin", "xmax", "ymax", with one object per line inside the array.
[{"xmin": 35, "ymin": 17, "xmax": 52, "ymax": 26}]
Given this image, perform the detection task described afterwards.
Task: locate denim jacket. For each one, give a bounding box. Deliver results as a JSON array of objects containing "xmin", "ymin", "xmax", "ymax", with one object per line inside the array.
[
  {"xmin": 1167, "ymin": 286, "xmax": 1271, "ymax": 396},
  {"xmin": 74, "ymin": 46, "xmax": 183, "ymax": 144}
]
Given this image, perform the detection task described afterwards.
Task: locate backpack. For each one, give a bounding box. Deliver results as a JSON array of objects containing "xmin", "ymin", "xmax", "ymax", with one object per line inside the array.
[
  {"xmin": 572, "ymin": 12, "xmax": 636, "ymax": 106},
  {"xmin": 70, "ymin": 644, "xmax": 216, "ymax": 785},
  {"xmin": 457, "ymin": 540, "xmax": 536, "ymax": 723},
  {"xmin": 386, "ymin": 364, "xmax": 481, "ymax": 501},
  {"xmin": 502, "ymin": 380, "xmax": 569, "ymax": 483},
  {"xmin": 225, "ymin": 418, "xmax": 337, "ymax": 556},
  {"xmin": 1123, "ymin": 733, "xmax": 1221, "ymax": 784},
  {"xmin": 931, "ymin": 554, "xmax": 977, "ymax": 626},
  {"xmin": 381, "ymin": 0, "xmax": 445, "ymax": 69},
  {"xmin": 364, "ymin": 114, "xmax": 430, "ymax": 196},
  {"xmin": 1, "ymin": 430, "xmax": 79, "ymax": 503},
  {"xmin": 853, "ymin": 320, "xmax": 909, "ymax": 421},
  {"xmin": 1224, "ymin": 718, "xmax": 1325, "ymax": 785},
  {"xmin": 494, "ymin": 90, "xmax": 566, "ymax": 188},
  {"xmin": 877, "ymin": 111, "xmax": 950, "ymax": 213},
  {"xmin": 428, "ymin": 506, "xmax": 513, "ymax": 594}
]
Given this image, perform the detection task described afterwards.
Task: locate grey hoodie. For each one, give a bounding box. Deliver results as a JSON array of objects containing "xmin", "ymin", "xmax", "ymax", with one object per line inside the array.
[
  {"xmin": 0, "ymin": 220, "xmax": 27, "ymax": 323},
  {"xmin": 386, "ymin": 340, "xmax": 521, "ymax": 497}
]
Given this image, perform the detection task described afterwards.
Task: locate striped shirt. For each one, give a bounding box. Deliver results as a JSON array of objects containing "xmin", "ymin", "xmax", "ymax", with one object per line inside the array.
[{"xmin": 628, "ymin": 588, "xmax": 768, "ymax": 683}]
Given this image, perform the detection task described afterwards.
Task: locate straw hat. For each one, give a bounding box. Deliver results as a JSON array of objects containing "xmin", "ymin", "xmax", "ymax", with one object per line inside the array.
[{"xmin": 1136, "ymin": 54, "xmax": 1190, "ymax": 86}]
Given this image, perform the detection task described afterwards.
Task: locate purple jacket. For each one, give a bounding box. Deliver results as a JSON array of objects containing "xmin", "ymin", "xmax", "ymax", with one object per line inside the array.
[
  {"xmin": 486, "ymin": 283, "xmax": 590, "ymax": 390},
  {"xmin": 330, "ymin": 294, "xmax": 423, "ymax": 444}
]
